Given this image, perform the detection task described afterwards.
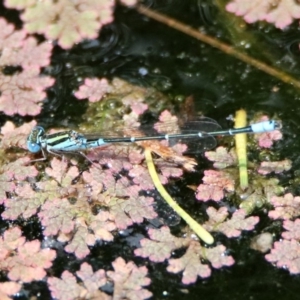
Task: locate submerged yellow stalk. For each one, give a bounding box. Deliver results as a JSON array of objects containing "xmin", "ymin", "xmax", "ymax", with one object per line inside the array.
[
  {"xmin": 144, "ymin": 148, "xmax": 214, "ymax": 245},
  {"xmin": 235, "ymin": 109, "xmax": 248, "ymax": 189}
]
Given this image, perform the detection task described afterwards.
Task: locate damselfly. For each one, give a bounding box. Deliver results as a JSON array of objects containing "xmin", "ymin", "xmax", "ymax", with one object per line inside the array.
[{"xmin": 27, "ymin": 118, "xmax": 280, "ymax": 160}]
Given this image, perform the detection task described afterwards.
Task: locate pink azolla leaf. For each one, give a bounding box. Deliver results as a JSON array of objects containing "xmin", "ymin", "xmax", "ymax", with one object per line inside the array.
[
  {"xmin": 2, "ymin": 183, "xmax": 42, "ymax": 220},
  {"xmin": 158, "ymin": 163, "xmax": 183, "ymax": 178},
  {"xmin": 83, "ymin": 165, "xmax": 116, "ymax": 200},
  {"xmin": 265, "ymin": 239, "xmax": 300, "ymax": 274},
  {"xmin": 112, "ymin": 177, "xmax": 134, "ymax": 198},
  {"xmin": 2, "ymin": 157, "xmax": 38, "ymax": 180},
  {"xmin": 171, "ymin": 142, "xmax": 189, "ymax": 155},
  {"xmin": 196, "ymin": 170, "xmax": 235, "ymax": 202},
  {"xmin": 48, "ymin": 271, "xmax": 85, "ymax": 300},
  {"xmin": 76, "ymin": 262, "xmax": 107, "ymax": 294},
  {"xmin": 128, "ymin": 149, "xmax": 145, "ymax": 165},
  {"xmin": 84, "ymin": 165, "xmax": 130, "ymax": 199},
  {"xmin": 17, "ymin": 38, "xmax": 52, "ymax": 70},
  {"xmin": 34, "ymin": 178, "xmax": 63, "ymax": 201},
  {"xmin": 118, "ymin": 96, "xmax": 141, "ymax": 123},
  {"xmin": 253, "ymin": 117, "xmax": 282, "ymax": 148},
  {"xmin": 96, "ymin": 151, "xmax": 133, "ymax": 174},
  {"xmin": 129, "ymin": 102, "xmax": 148, "ymax": 116},
  {"xmin": 0, "ymin": 173, "xmax": 16, "ymax": 204},
  {"xmin": 45, "ymin": 157, "xmax": 79, "ymax": 186},
  {"xmin": 268, "ymin": 193, "xmax": 300, "ymax": 220},
  {"xmin": 109, "ymin": 195, "xmax": 157, "ymax": 230},
  {"xmin": 264, "ymin": 0, "xmax": 300, "ymax": 28},
  {"xmin": 0, "ymin": 157, "xmax": 40, "ymax": 220},
  {"xmin": 74, "ymin": 78, "xmax": 111, "ymax": 102},
  {"xmin": 0, "ymin": 69, "xmax": 54, "ymax": 116},
  {"xmin": 158, "ymin": 110, "xmax": 179, "ymax": 125},
  {"xmin": 1, "ymin": 120, "xmax": 36, "ymax": 150},
  {"xmin": 123, "ymin": 112, "xmax": 141, "ymax": 128},
  {"xmin": 204, "ymin": 245, "xmax": 235, "ymax": 269},
  {"xmin": 129, "ymin": 164, "xmax": 161, "ymax": 190},
  {"xmin": 218, "ymin": 209, "xmax": 259, "ymax": 237},
  {"xmin": 82, "ymin": 166, "xmax": 110, "ymax": 199},
  {"xmin": 257, "ymin": 129, "xmax": 282, "ymax": 148},
  {"xmin": 0, "ymin": 35, "xmax": 52, "ymax": 70},
  {"xmin": 3, "ymin": 239, "xmax": 56, "ymax": 282},
  {"xmin": 204, "ymin": 207, "xmax": 259, "ymax": 238},
  {"xmin": 121, "ymin": 90, "xmax": 148, "ymax": 115},
  {"xmin": 119, "ymin": 0, "xmax": 138, "ymax": 6},
  {"xmin": 0, "ymin": 17, "xmax": 26, "ymax": 49},
  {"xmin": 196, "ymin": 184, "xmax": 225, "ymax": 202},
  {"xmin": 204, "ymin": 206, "xmax": 229, "ymax": 227},
  {"xmin": 64, "ymin": 226, "xmax": 96, "ymax": 259},
  {"xmin": 84, "ymin": 164, "xmax": 132, "ymax": 199},
  {"xmin": 107, "ymin": 257, "xmax": 152, "ymax": 300},
  {"xmin": 257, "ymin": 159, "xmax": 292, "ymax": 175},
  {"xmin": 167, "ymin": 240, "xmax": 211, "ymax": 284},
  {"xmin": 226, "ymin": 0, "xmax": 300, "ymax": 29},
  {"xmin": 0, "ymin": 227, "xmax": 25, "ymax": 260},
  {"xmin": 134, "ymin": 226, "xmax": 190, "ymax": 262},
  {"xmin": 89, "ymin": 211, "xmax": 116, "ymax": 242},
  {"xmin": 202, "ymin": 170, "xmax": 235, "ymax": 191},
  {"xmin": 205, "ymin": 147, "xmax": 237, "ymax": 169},
  {"xmin": 154, "ymin": 110, "xmax": 180, "ymax": 134},
  {"xmin": 281, "ymin": 219, "xmax": 300, "ymax": 240},
  {"xmin": 10, "ymin": 0, "xmax": 114, "ymax": 49},
  {"xmin": 129, "ymin": 162, "xmax": 171, "ymax": 189},
  {"xmin": 120, "ymin": 86, "xmax": 146, "ymax": 106},
  {"xmin": 0, "ymin": 282, "xmax": 21, "ymax": 298},
  {"xmin": 38, "ymin": 198, "xmax": 75, "ymax": 236}
]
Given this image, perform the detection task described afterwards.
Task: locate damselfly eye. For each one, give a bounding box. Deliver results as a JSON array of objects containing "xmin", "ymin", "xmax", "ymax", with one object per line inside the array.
[{"xmin": 27, "ymin": 141, "xmax": 41, "ymax": 153}]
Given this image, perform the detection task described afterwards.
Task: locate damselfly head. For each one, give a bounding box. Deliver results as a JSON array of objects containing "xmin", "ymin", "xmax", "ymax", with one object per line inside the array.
[{"xmin": 27, "ymin": 126, "xmax": 45, "ymax": 153}]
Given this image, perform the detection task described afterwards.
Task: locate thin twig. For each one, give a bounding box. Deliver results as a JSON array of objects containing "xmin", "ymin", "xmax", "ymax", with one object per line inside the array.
[{"xmin": 136, "ymin": 4, "xmax": 300, "ymax": 89}]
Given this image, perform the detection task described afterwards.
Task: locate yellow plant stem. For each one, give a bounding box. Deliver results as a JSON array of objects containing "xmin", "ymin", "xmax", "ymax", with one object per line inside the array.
[
  {"xmin": 144, "ymin": 148, "xmax": 214, "ymax": 244},
  {"xmin": 235, "ymin": 109, "xmax": 248, "ymax": 189}
]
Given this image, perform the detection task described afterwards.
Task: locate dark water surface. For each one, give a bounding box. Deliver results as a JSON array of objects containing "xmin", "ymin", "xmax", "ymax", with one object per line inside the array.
[{"xmin": 2, "ymin": 1, "xmax": 300, "ymax": 299}]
